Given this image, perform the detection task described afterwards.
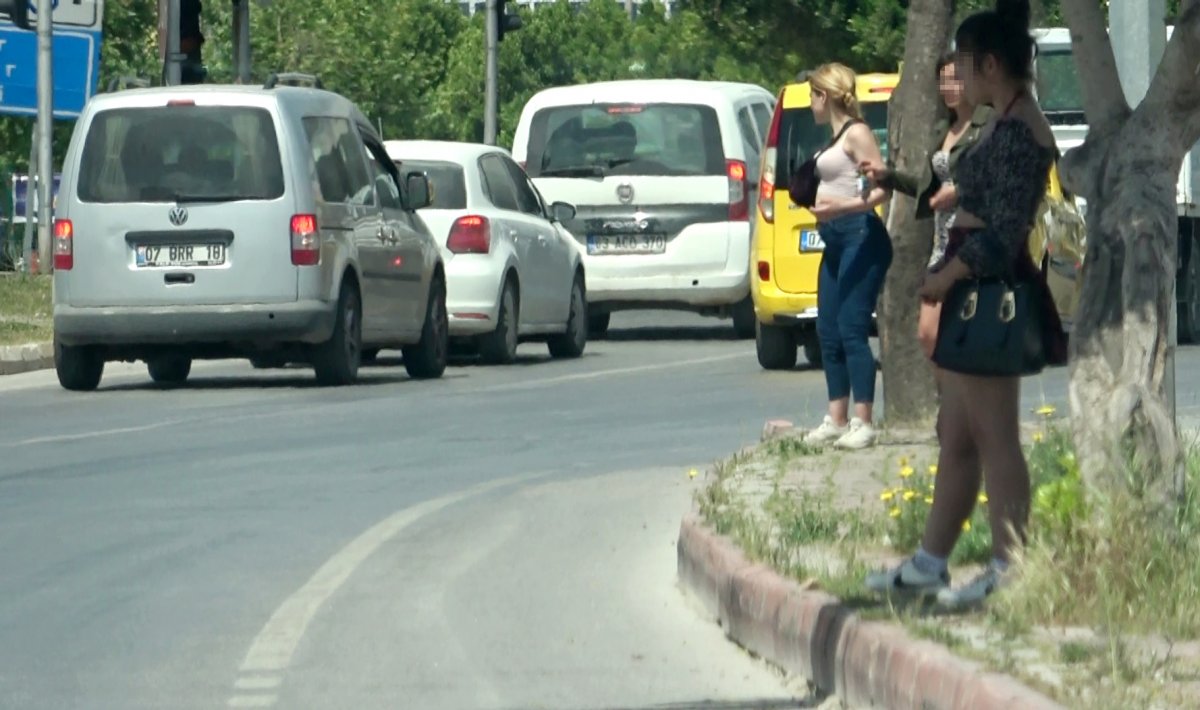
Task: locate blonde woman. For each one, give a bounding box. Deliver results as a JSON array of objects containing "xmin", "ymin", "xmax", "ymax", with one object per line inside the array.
[{"xmin": 803, "ymin": 63, "xmax": 893, "ymax": 450}]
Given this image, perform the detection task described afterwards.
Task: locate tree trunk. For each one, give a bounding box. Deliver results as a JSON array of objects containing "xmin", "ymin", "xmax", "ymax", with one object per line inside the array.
[
  {"xmin": 878, "ymin": 0, "xmax": 952, "ymax": 427},
  {"xmin": 1060, "ymin": 0, "xmax": 1200, "ymax": 513}
]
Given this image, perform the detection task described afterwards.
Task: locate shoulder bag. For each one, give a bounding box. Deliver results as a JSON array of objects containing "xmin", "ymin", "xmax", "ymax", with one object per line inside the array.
[
  {"xmin": 788, "ymin": 119, "xmax": 860, "ymax": 209},
  {"xmin": 932, "ymin": 272, "xmax": 1047, "ymax": 377}
]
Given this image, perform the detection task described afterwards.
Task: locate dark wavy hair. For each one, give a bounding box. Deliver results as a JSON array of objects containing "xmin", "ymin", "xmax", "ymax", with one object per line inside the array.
[{"xmin": 955, "ymin": 0, "xmax": 1034, "ymax": 82}]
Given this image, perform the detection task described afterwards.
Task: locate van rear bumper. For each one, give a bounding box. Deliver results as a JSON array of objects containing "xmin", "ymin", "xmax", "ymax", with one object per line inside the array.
[{"xmin": 54, "ymin": 300, "xmax": 336, "ymax": 347}]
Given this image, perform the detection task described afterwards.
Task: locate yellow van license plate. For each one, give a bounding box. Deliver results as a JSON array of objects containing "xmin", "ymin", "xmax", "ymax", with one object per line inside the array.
[{"xmin": 800, "ymin": 230, "xmax": 825, "ymax": 252}]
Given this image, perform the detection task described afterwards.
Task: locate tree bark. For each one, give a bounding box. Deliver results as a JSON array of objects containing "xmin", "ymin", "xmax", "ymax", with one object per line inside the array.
[
  {"xmin": 878, "ymin": 0, "xmax": 953, "ymax": 427},
  {"xmin": 1060, "ymin": 0, "xmax": 1200, "ymax": 512}
]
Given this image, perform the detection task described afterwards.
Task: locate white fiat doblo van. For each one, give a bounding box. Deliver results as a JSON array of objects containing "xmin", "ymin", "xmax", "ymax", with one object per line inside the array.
[
  {"xmin": 511, "ymin": 79, "xmax": 775, "ymax": 338},
  {"xmin": 52, "ymin": 74, "xmax": 449, "ymax": 390}
]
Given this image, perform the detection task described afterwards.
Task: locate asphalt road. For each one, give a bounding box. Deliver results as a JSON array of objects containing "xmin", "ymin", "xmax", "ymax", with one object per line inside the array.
[{"xmin": 1, "ymin": 311, "xmax": 1198, "ymax": 710}]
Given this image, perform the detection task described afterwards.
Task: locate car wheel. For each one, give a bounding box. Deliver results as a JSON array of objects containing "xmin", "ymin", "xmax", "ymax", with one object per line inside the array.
[
  {"xmin": 478, "ymin": 279, "xmax": 519, "ymax": 365},
  {"xmin": 361, "ymin": 349, "xmax": 381, "ymax": 364},
  {"xmin": 55, "ymin": 340, "xmax": 104, "ymax": 392},
  {"xmin": 803, "ymin": 335, "xmax": 823, "ymax": 368},
  {"xmin": 404, "ymin": 274, "xmax": 449, "ymax": 379},
  {"xmin": 587, "ymin": 312, "xmax": 610, "ymax": 339},
  {"xmin": 312, "ymin": 281, "xmax": 362, "ymax": 386},
  {"xmin": 548, "ymin": 275, "xmax": 587, "ymax": 359},
  {"xmin": 756, "ymin": 321, "xmax": 797, "ymax": 370},
  {"xmin": 731, "ymin": 296, "xmax": 756, "ymax": 340},
  {"xmin": 148, "ymin": 356, "xmax": 192, "ymax": 385}
]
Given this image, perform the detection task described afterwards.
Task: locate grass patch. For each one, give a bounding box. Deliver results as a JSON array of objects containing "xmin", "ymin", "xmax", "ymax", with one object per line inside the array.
[
  {"xmin": 0, "ymin": 274, "xmax": 52, "ymax": 343},
  {"xmin": 0, "ymin": 320, "xmax": 52, "ymax": 346}
]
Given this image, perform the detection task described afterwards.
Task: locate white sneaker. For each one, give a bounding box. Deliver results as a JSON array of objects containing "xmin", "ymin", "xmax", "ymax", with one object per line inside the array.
[
  {"xmin": 865, "ymin": 558, "xmax": 950, "ymax": 598},
  {"xmin": 835, "ymin": 418, "xmax": 877, "ymax": 449},
  {"xmin": 937, "ymin": 565, "xmax": 1006, "ymax": 608},
  {"xmin": 805, "ymin": 415, "xmax": 848, "ymax": 445}
]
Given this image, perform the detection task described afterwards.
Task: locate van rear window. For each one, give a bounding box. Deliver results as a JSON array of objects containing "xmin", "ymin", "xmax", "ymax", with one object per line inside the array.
[
  {"xmin": 525, "ymin": 103, "xmax": 725, "ymax": 178},
  {"xmin": 77, "ymin": 106, "xmax": 285, "ymax": 203},
  {"xmin": 773, "ymin": 104, "xmax": 890, "ymax": 187}
]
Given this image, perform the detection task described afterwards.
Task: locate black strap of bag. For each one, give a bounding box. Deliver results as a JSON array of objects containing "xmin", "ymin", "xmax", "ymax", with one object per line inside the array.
[{"xmin": 788, "ymin": 119, "xmax": 862, "ymax": 208}]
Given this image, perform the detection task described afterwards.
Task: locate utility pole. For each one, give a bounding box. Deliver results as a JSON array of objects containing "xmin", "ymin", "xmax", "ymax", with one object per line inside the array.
[
  {"xmin": 232, "ymin": 0, "xmax": 251, "ymax": 84},
  {"xmin": 484, "ymin": 0, "xmax": 499, "ymax": 145},
  {"xmin": 35, "ymin": 0, "xmax": 53, "ymax": 275},
  {"xmin": 1109, "ymin": 0, "xmax": 1172, "ymax": 422},
  {"xmin": 164, "ymin": 0, "xmax": 182, "ymax": 86}
]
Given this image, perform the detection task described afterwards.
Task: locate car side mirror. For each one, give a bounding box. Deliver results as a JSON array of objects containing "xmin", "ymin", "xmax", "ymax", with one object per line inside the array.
[
  {"xmin": 549, "ymin": 201, "xmax": 576, "ymax": 223},
  {"xmin": 405, "ymin": 172, "xmax": 431, "ymax": 210}
]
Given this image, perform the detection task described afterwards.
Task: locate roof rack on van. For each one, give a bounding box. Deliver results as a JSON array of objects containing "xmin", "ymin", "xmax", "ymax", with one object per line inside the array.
[
  {"xmin": 107, "ymin": 75, "xmax": 153, "ymax": 93},
  {"xmin": 264, "ymin": 72, "xmax": 323, "ymax": 90}
]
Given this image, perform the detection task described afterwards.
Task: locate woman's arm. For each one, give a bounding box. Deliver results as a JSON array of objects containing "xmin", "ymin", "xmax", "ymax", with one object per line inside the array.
[{"xmin": 811, "ymin": 123, "xmax": 891, "ymax": 221}]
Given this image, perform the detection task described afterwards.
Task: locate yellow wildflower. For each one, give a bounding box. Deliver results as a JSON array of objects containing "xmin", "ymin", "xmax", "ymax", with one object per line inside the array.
[
  {"xmin": 889, "ymin": 507, "xmax": 902, "ymax": 518},
  {"xmin": 881, "ymin": 490, "xmax": 895, "ymax": 502},
  {"xmin": 927, "ymin": 464, "xmax": 938, "ymax": 476},
  {"xmin": 1033, "ymin": 431, "xmax": 1045, "ymax": 443},
  {"xmin": 900, "ymin": 465, "xmax": 915, "ymax": 479},
  {"xmin": 899, "ymin": 456, "xmax": 910, "ymax": 468},
  {"xmin": 978, "ymin": 493, "xmax": 989, "ymax": 504},
  {"xmin": 1036, "ymin": 404, "xmax": 1056, "ymax": 417},
  {"xmin": 924, "ymin": 496, "xmax": 934, "ymax": 504},
  {"xmin": 962, "ymin": 520, "xmax": 972, "ymax": 532},
  {"xmin": 903, "ymin": 490, "xmax": 917, "ymax": 502},
  {"xmin": 688, "ymin": 468, "xmax": 699, "ymax": 479}
]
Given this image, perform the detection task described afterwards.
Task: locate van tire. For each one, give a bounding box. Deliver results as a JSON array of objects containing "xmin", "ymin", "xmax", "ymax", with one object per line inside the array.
[
  {"xmin": 548, "ymin": 275, "xmax": 587, "ymax": 359},
  {"xmin": 55, "ymin": 341, "xmax": 104, "ymax": 392},
  {"xmin": 361, "ymin": 349, "xmax": 380, "ymax": 364},
  {"xmin": 479, "ymin": 280, "xmax": 518, "ymax": 365},
  {"xmin": 756, "ymin": 322, "xmax": 797, "ymax": 371},
  {"xmin": 404, "ymin": 275, "xmax": 449, "ymax": 379},
  {"xmin": 313, "ymin": 282, "xmax": 362, "ymax": 386},
  {"xmin": 148, "ymin": 356, "xmax": 192, "ymax": 385},
  {"xmin": 732, "ymin": 296, "xmax": 756, "ymax": 339},
  {"xmin": 588, "ymin": 313, "xmax": 610, "ymax": 339}
]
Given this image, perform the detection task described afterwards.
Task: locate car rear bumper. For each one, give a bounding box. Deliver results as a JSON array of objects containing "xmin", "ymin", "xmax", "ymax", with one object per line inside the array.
[
  {"xmin": 445, "ymin": 256, "xmax": 502, "ymax": 336},
  {"xmin": 54, "ymin": 300, "xmax": 336, "ymax": 346}
]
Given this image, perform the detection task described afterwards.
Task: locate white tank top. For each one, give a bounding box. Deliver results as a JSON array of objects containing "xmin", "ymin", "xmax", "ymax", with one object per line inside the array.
[{"xmin": 815, "ymin": 140, "xmax": 860, "ymax": 201}]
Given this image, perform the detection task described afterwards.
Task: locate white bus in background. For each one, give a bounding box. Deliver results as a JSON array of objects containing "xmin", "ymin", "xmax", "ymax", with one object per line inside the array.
[{"xmin": 1033, "ymin": 26, "xmax": 1200, "ymax": 342}]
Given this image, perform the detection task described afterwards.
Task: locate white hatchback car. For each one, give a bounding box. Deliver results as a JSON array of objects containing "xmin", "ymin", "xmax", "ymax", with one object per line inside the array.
[
  {"xmin": 384, "ymin": 140, "xmax": 588, "ymax": 363},
  {"xmin": 511, "ymin": 79, "xmax": 775, "ymax": 339}
]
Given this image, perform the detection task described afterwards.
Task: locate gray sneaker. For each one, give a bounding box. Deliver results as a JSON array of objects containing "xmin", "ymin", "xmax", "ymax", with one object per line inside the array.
[
  {"xmin": 937, "ymin": 565, "xmax": 1006, "ymax": 608},
  {"xmin": 865, "ymin": 558, "xmax": 950, "ymax": 598},
  {"xmin": 805, "ymin": 415, "xmax": 848, "ymax": 445}
]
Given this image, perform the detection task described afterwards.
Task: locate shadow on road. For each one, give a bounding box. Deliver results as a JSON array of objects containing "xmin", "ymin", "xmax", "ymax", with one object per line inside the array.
[
  {"xmin": 97, "ymin": 368, "xmax": 439, "ymax": 392},
  {"xmin": 539, "ymin": 698, "xmax": 825, "ymax": 710},
  {"xmin": 603, "ymin": 325, "xmax": 742, "ymax": 342}
]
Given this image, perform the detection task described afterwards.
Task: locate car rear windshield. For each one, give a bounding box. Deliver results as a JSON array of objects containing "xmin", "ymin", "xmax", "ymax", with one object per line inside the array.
[
  {"xmin": 77, "ymin": 105, "xmax": 285, "ymax": 203},
  {"xmin": 525, "ymin": 103, "xmax": 726, "ymax": 178},
  {"xmin": 773, "ymin": 103, "xmax": 890, "ymax": 187},
  {"xmin": 394, "ymin": 159, "xmax": 467, "ymax": 209}
]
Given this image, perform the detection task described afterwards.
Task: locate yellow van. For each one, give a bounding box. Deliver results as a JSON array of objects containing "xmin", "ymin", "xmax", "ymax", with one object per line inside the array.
[{"xmin": 751, "ymin": 72, "xmax": 899, "ymax": 369}]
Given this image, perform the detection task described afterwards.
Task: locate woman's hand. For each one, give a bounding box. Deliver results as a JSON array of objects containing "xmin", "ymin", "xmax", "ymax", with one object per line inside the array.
[
  {"xmin": 929, "ymin": 183, "xmax": 958, "ymax": 212},
  {"xmin": 917, "ymin": 258, "xmax": 971, "ymax": 303},
  {"xmin": 858, "ymin": 158, "xmax": 887, "ymax": 183},
  {"xmin": 810, "ymin": 201, "xmax": 838, "ymax": 221}
]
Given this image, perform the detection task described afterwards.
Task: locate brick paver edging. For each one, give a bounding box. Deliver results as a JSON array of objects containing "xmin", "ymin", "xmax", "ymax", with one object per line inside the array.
[
  {"xmin": 0, "ymin": 342, "xmax": 53, "ymax": 376},
  {"xmin": 677, "ymin": 514, "xmax": 1063, "ymax": 709}
]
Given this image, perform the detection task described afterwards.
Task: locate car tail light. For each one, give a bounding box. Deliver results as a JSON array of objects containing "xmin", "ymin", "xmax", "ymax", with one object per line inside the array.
[
  {"xmin": 727, "ymin": 159, "xmax": 749, "ymax": 221},
  {"xmin": 758, "ymin": 260, "xmax": 770, "ymax": 282},
  {"xmin": 53, "ymin": 219, "xmax": 73, "ymax": 270},
  {"xmin": 291, "ymin": 214, "xmax": 320, "ymax": 266},
  {"xmin": 759, "ymin": 96, "xmax": 784, "ymax": 223},
  {"xmin": 447, "ymin": 215, "xmax": 490, "ymax": 254}
]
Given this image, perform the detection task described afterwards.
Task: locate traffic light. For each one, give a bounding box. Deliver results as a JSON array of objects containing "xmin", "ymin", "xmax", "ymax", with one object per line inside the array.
[
  {"xmin": 495, "ymin": 0, "xmax": 523, "ymax": 43},
  {"xmin": 0, "ymin": 0, "xmax": 31, "ymax": 30},
  {"xmin": 179, "ymin": 0, "xmax": 207, "ymax": 84}
]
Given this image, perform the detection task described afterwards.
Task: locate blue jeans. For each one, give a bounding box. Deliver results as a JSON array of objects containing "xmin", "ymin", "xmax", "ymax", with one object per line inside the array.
[{"xmin": 816, "ymin": 212, "xmax": 893, "ymax": 404}]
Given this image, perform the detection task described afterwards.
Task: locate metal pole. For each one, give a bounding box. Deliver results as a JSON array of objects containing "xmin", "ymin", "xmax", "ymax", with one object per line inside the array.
[
  {"xmin": 165, "ymin": 0, "xmax": 181, "ymax": 86},
  {"xmin": 233, "ymin": 0, "xmax": 251, "ymax": 84},
  {"xmin": 35, "ymin": 0, "xmax": 52, "ymax": 275},
  {"xmin": 483, "ymin": 0, "xmax": 498, "ymax": 145}
]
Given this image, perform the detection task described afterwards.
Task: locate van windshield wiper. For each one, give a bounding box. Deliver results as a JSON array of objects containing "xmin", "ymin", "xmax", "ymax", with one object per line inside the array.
[{"xmin": 539, "ymin": 165, "xmax": 606, "ymax": 178}]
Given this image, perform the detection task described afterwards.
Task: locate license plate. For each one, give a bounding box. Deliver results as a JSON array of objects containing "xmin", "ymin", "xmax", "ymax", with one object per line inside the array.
[
  {"xmin": 136, "ymin": 243, "xmax": 226, "ymax": 268},
  {"xmin": 587, "ymin": 234, "xmax": 667, "ymax": 256},
  {"xmin": 799, "ymin": 230, "xmax": 825, "ymax": 252}
]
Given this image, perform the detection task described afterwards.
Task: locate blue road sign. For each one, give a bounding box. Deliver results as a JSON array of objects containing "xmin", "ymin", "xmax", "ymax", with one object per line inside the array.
[
  {"xmin": 12, "ymin": 173, "xmax": 61, "ymax": 222},
  {"xmin": 0, "ymin": 22, "xmax": 103, "ymax": 120}
]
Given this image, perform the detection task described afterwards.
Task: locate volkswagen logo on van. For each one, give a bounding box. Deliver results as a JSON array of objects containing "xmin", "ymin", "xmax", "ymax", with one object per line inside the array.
[
  {"xmin": 168, "ymin": 206, "xmax": 189, "ymax": 227},
  {"xmin": 616, "ymin": 182, "xmax": 634, "ymax": 204}
]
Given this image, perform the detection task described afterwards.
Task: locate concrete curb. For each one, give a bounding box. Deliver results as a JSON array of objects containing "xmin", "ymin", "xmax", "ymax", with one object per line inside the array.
[
  {"xmin": 0, "ymin": 342, "xmax": 53, "ymax": 376},
  {"xmin": 677, "ymin": 514, "xmax": 1064, "ymax": 709}
]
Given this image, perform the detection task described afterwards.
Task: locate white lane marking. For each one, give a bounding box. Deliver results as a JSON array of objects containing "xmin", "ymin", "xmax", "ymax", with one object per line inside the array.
[
  {"xmin": 226, "ymin": 695, "xmax": 277, "ymax": 708},
  {"xmin": 473, "ymin": 351, "xmax": 752, "ymax": 393},
  {"xmin": 233, "ymin": 677, "xmax": 282, "ymax": 691},
  {"xmin": 3, "ymin": 419, "xmax": 188, "ymax": 447},
  {"xmin": 227, "ymin": 471, "xmax": 543, "ymax": 707}
]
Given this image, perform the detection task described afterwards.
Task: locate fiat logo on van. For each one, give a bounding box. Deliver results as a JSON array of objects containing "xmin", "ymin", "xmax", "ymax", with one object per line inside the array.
[
  {"xmin": 168, "ymin": 206, "xmax": 189, "ymax": 226},
  {"xmin": 616, "ymin": 182, "xmax": 634, "ymax": 204}
]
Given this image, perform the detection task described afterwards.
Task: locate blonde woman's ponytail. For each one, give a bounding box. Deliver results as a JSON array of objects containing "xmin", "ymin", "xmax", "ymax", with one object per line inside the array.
[{"xmin": 810, "ymin": 63, "xmax": 862, "ymax": 121}]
